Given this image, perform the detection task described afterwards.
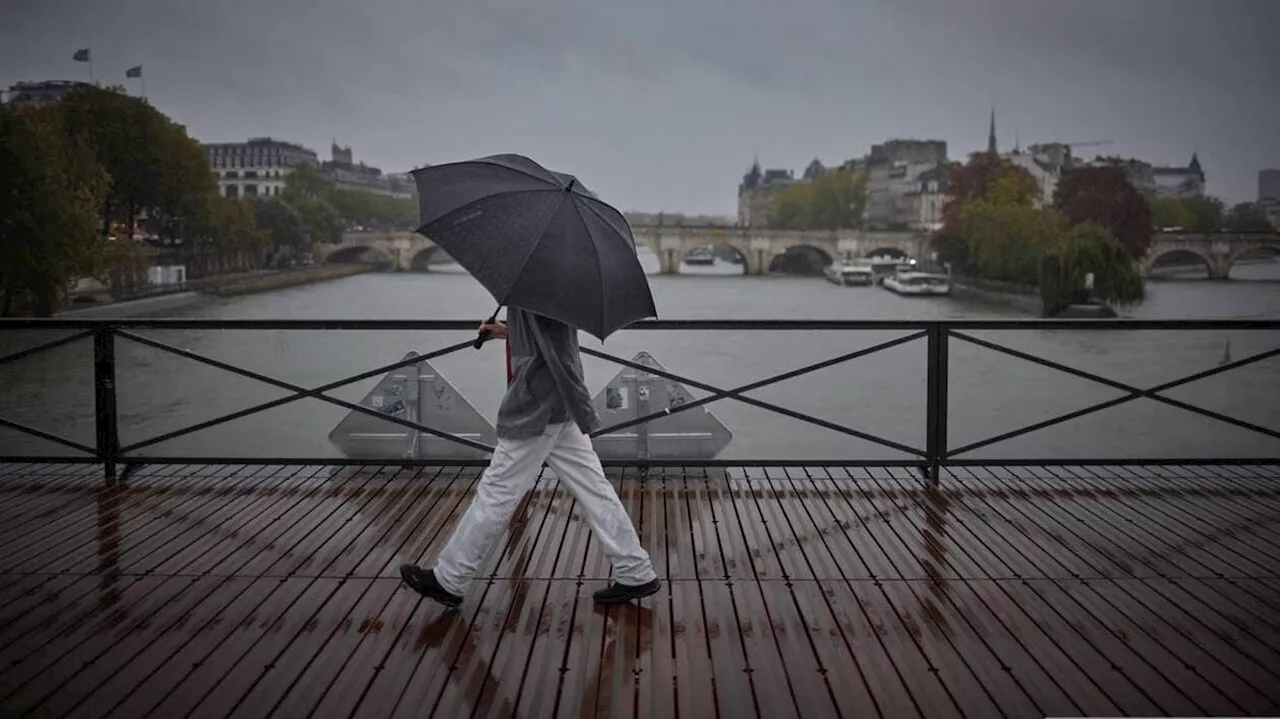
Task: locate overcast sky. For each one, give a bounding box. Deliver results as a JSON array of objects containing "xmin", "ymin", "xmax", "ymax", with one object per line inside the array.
[{"xmin": 3, "ymin": 0, "xmax": 1278, "ymax": 215}]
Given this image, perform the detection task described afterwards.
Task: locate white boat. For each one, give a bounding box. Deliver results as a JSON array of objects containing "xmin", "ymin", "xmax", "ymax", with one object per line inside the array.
[
  {"xmin": 824, "ymin": 263, "xmax": 875, "ymax": 286},
  {"xmin": 883, "ymin": 271, "xmax": 951, "ymax": 296},
  {"xmin": 869, "ymin": 258, "xmax": 913, "ymax": 285}
]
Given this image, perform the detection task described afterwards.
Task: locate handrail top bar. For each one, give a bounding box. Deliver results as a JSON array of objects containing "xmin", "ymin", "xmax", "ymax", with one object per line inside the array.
[{"xmin": 2, "ymin": 318, "xmax": 1279, "ymax": 331}]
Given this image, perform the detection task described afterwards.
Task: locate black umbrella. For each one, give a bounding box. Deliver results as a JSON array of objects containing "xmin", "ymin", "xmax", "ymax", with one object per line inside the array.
[{"xmin": 411, "ymin": 154, "xmax": 656, "ymax": 344}]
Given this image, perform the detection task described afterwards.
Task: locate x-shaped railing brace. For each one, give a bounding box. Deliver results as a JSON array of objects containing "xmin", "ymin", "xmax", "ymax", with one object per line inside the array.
[
  {"xmin": 947, "ymin": 330, "xmax": 1280, "ymax": 458},
  {"xmin": 585, "ymin": 331, "xmax": 927, "ymax": 457}
]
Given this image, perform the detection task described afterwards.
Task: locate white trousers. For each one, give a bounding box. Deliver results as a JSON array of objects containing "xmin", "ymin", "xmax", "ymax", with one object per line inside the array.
[{"xmin": 433, "ymin": 421, "xmax": 657, "ymax": 596}]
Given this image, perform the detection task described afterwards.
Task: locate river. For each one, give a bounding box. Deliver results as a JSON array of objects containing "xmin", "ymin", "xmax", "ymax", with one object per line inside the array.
[{"xmin": 3, "ymin": 260, "xmax": 1279, "ymax": 465}]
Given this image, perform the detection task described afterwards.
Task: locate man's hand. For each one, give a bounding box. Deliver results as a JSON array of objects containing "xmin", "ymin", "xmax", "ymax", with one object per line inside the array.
[{"xmin": 479, "ymin": 321, "xmax": 508, "ymax": 340}]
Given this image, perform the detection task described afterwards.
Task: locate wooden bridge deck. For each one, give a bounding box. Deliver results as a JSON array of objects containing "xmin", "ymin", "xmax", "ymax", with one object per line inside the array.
[{"xmin": 1, "ymin": 462, "xmax": 1279, "ymax": 718}]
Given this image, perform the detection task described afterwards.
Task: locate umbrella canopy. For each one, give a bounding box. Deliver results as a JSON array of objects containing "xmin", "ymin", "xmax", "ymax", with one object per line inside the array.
[{"xmin": 411, "ymin": 154, "xmax": 656, "ymax": 340}]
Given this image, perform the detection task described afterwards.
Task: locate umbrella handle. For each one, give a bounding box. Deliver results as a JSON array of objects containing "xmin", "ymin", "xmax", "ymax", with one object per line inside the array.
[{"xmin": 473, "ymin": 311, "xmax": 499, "ymax": 349}]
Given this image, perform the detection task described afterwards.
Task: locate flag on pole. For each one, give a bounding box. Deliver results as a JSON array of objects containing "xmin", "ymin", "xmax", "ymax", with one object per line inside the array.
[
  {"xmin": 73, "ymin": 48, "xmax": 90, "ymax": 62},
  {"xmin": 126, "ymin": 65, "xmax": 142, "ymax": 78}
]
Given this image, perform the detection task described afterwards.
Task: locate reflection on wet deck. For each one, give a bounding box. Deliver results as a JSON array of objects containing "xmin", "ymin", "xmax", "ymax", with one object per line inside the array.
[{"xmin": 1, "ymin": 462, "xmax": 1279, "ymax": 718}]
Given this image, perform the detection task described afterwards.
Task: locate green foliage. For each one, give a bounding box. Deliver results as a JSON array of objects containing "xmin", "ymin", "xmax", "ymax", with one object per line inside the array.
[
  {"xmin": 281, "ymin": 165, "xmax": 416, "ymax": 238},
  {"xmin": 252, "ymin": 198, "xmax": 308, "ymax": 251},
  {"xmin": 1150, "ymin": 195, "xmax": 1225, "ymax": 232},
  {"xmin": 1149, "ymin": 197, "xmax": 1196, "ymax": 230},
  {"xmin": 933, "ymin": 153, "xmax": 1039, "ymax": 269},
  {"xmin": 1040, "ymin": 222, "xmax": 1144, "ymax": 315},
  {"xmin": 934, "ymin": 151, "xmax": 1146, "ymax": 313},
  {"xmin": 960, "ymin": 201, "xmax": 1067, "ymax": 285},
  {"xmin": 290, "ymin": 195, "xmax": 344, "ymax": 245},
  {"xmin": 1052, "ymin": 166, "xmax": 1153, "ymax": 259},
  {"xmin": 767, "ymin": 169, "xmax": 867, "ymax": 230},
  {"xmin": 1184, "ymin": 196, "xmax": 1226, "ymax": 232},
  {"xmin": 59, "ymin": 86, "xmax": 214, "ymax": 240},
  {"xmin": 0, "ymin": 103, "xmax": 113, "ymax": 315},
  {"xmin": 1222, "ymin": 202, "xmax": 1274, "ymax": 232}
]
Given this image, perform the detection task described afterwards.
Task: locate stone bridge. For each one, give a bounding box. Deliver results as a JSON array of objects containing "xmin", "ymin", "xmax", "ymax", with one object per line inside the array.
[
  {"xmin": 319, "ymin": 227, "xmax": 929, "ymax": 275},
  {"xmin": 1142, "ymin": 231, "xmax": 1280, "ymax": 279}
]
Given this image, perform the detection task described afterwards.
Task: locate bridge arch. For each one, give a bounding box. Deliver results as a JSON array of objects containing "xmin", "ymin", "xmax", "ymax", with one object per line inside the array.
[
  {"xmin": 768, "ymin": 244, "xmax": 834, "ymax": 275},
  {"xmin": 679, "ymin": 243, "xmax": 749, "ymax": 275},
  {"xmin": 865, "ymin": 246, "xmax": 910, "ymax": 260},
  {"xmin": 408, "ymin": 246, "xmax": 456, "ymax": 272},
  {"xmin": 325, "ymin": 245, "xmax": 394, "ymax": 269},
  {"xmin": 1225, "ymin": 243, "xmax": 1280, "ymax": 278},
  {"xmin": 1143, "ymin": 248, "xmax": 1214, "ymax": 279}
]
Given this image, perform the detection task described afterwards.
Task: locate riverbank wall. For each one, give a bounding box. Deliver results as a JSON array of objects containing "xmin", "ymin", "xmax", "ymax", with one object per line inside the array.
[
  {"xmin": 57, "ymin": 265, "xmax": 370, "ymax": 318},
  {"xmin": 202, "ymin": 264, "xmax": 370, "ymax": 297},
  {"xmin": 948, "ymin": 275, "xmax": 1044, "ymax": 316}
]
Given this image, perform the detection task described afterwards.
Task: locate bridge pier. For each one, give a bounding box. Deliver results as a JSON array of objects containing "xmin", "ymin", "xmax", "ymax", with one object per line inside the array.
[{"xmin": 658, "ymin": 249, "xmax": 679, "ymax": 275}]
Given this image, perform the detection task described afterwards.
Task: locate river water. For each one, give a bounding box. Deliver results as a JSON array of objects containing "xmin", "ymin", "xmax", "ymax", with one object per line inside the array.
[{"xmin": 3, "ymin": 260, "xmax": 1279, "ymax": 464}]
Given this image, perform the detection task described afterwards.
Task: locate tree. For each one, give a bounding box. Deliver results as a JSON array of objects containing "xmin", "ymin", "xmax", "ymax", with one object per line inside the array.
[
  {"xmin": 1052, "ymin": 166, "xmax": 1153, "ymax": 259},
  {"xmin": 767, "ymin": 169, "xmax": 867, "ymax": 230},
  {"xmin": 960, "ymin": 201, "xmax": 1068, "ymax": 285},
  {"xmin": 1149, "ymin": 197, "xmax": 1195, "ymax": 230},
  {"xmin": 933, "ymin": 153, "xmax": 1039, "ymax": 269},
  {"xmin": 1183, "ymin": 196, "xmax": 1225, "ymax": 232},
  {"xmin": 251, "ymin": 197, "xmax": 314, "ymax": 266},
  {"xmin": 1039, "ymin": 222, "xmax": 1144, "ymax": 316},
  {"xmin": 1222, "ymin": 202, "xmax": 1274, "ymax": 232},
  {"xmin": 59, "ymin": 85, "xmax": 215, "ymax": 241},
  {"xmin": 0, "ymin": 103, "xmax": 111, "ymax": 315}
]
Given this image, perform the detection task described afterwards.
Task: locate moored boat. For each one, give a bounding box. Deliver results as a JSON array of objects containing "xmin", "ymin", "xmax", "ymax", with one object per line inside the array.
[{"xmin": 883, "ymin": 271, "xmax": 951, "ymax": 296}]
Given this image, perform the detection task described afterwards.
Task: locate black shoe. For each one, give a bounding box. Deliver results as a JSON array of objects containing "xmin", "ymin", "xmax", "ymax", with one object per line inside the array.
[
  {"xmin": 399, "ymin": 564, "xmax": 463, "ymax": 608},
  {"xmin": 592, "ymin": 578, "xmax": 662, "ymax": 605}
]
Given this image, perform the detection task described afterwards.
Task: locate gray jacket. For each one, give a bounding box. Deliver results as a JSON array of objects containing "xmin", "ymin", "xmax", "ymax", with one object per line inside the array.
[{"xmin": 496, "ymin": 308, "xmax": 600, "ymax": 439}]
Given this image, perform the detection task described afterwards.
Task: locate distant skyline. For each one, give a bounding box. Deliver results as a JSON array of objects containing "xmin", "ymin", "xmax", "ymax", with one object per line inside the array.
[{"xmin": 2, "ymin": 0, "xmax": 1278, "ymax": 214}]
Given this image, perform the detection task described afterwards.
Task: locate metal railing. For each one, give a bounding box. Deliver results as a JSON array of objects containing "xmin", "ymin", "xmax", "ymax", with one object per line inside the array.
[{"xmin": 2, "ymin": 318, "xmax": 1279, "ymax": 483}]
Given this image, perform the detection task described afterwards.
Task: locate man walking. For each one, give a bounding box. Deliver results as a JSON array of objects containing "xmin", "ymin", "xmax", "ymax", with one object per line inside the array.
[{"xmin": 399, "ymin": 308, "xmax": 660, "ymax": 608}]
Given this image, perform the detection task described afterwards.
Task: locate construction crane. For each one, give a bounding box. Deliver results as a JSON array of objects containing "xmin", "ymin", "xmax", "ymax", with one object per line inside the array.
[{"xmin": 1061, "ymin": 140, "xmax": 1114, "ymax": 150}]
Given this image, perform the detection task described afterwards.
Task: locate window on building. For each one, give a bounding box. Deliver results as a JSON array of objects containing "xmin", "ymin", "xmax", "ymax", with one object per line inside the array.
[
  {"xmin": 226, "ymin": 185, "xmax": 239, "ymax": 199},
  {"xmin": 225, "ymin": 171, "xmax": 239, "ymax": 179},
  {"xmin": 244, "ymin": 171, "xmax": 258, "ymax": 179},
  {"xmin": 244, "ymin": 184, "xmax": 259, "ymax": 197}
]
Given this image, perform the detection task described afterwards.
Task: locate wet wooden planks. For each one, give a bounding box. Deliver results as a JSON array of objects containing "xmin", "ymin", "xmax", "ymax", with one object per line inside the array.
[{"xmin": 0, "ymin": 462, "xmax": 1278, "ymax": 718}]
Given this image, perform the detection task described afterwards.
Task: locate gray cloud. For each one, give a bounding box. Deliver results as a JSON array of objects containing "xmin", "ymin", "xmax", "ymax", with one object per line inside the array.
[{"xmin": 2, "ymin": 0, "xmax": 1277, "ymax": 213}]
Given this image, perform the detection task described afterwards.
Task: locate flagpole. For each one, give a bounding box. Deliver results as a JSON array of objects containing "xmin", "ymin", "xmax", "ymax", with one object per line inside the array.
[{"xmin": 88, "ymin": 54, "xmax": 94, "ymax": 84}]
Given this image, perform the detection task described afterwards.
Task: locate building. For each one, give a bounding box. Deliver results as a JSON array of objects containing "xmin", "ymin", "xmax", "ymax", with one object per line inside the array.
[
  {"xmin": 322, "ymin": 141, "xmax": 416, "ymax": 199},
  {"xmin": 1087, "ymin": 153, "xmax": 1205, "ymax": 199},
  {"xmin": 203, "ymin": 137, "xmax": 319, "ymax": 199},
  {"xmin": 1258, "ymin": 169, "xmax": 1280, "ymax": 204},
  {"xmin": 1004, "ymin": 142, "xmax": 1069, "ymax": 207},
  {"xmin": 864, "ymin": 139, "xmax": 948, "ymax": 229},
  {"xmin": 1, "ymin": 80, "xmax": 94, "ymax": 105},
  {"xmin": 1149, "ymin": 154, "xmax": 1205, "ymax": 198},
  {"xmin": 737, "ymin": 161, "xmax": 800, "ymax": 226},
  {"xmin": 902, "ymin": 164, "xmax": 950, "ymax": 232}
]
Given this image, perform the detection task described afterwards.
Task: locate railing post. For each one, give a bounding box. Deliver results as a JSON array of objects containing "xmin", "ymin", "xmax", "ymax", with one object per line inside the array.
[
  {"xmin": 94, "ymin": 328, "xmax": 120, "ymax": 485},
  {"xmin": 925, "ymin": 323, "xmax": 949, "ymax": 481}
]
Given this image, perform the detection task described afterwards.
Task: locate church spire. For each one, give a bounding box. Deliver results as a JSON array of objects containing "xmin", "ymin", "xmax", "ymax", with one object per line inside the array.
[{"xmin": 987, "ymin": 106, "xmax": 998, "ymax": 155}]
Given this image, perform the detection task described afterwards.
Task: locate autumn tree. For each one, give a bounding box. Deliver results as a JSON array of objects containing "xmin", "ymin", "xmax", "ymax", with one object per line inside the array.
[
  {"xmin": 767, "ymin": 169, "xmax": 867, "ymax": 230},
  {"xmin": 960, "ymin": 201, "xmax": 1068, "ymax": 285},
  {"xmin": 0, "ymin": 103, "xmax": 111, "ymax": 315},
  {"xmin": 932, "ymin": 153, "xmax": 1039, "ymax": 269},
  {"xmin": 1053, "ymin": 166, "xmax": 1153, "ymax": 259}
]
